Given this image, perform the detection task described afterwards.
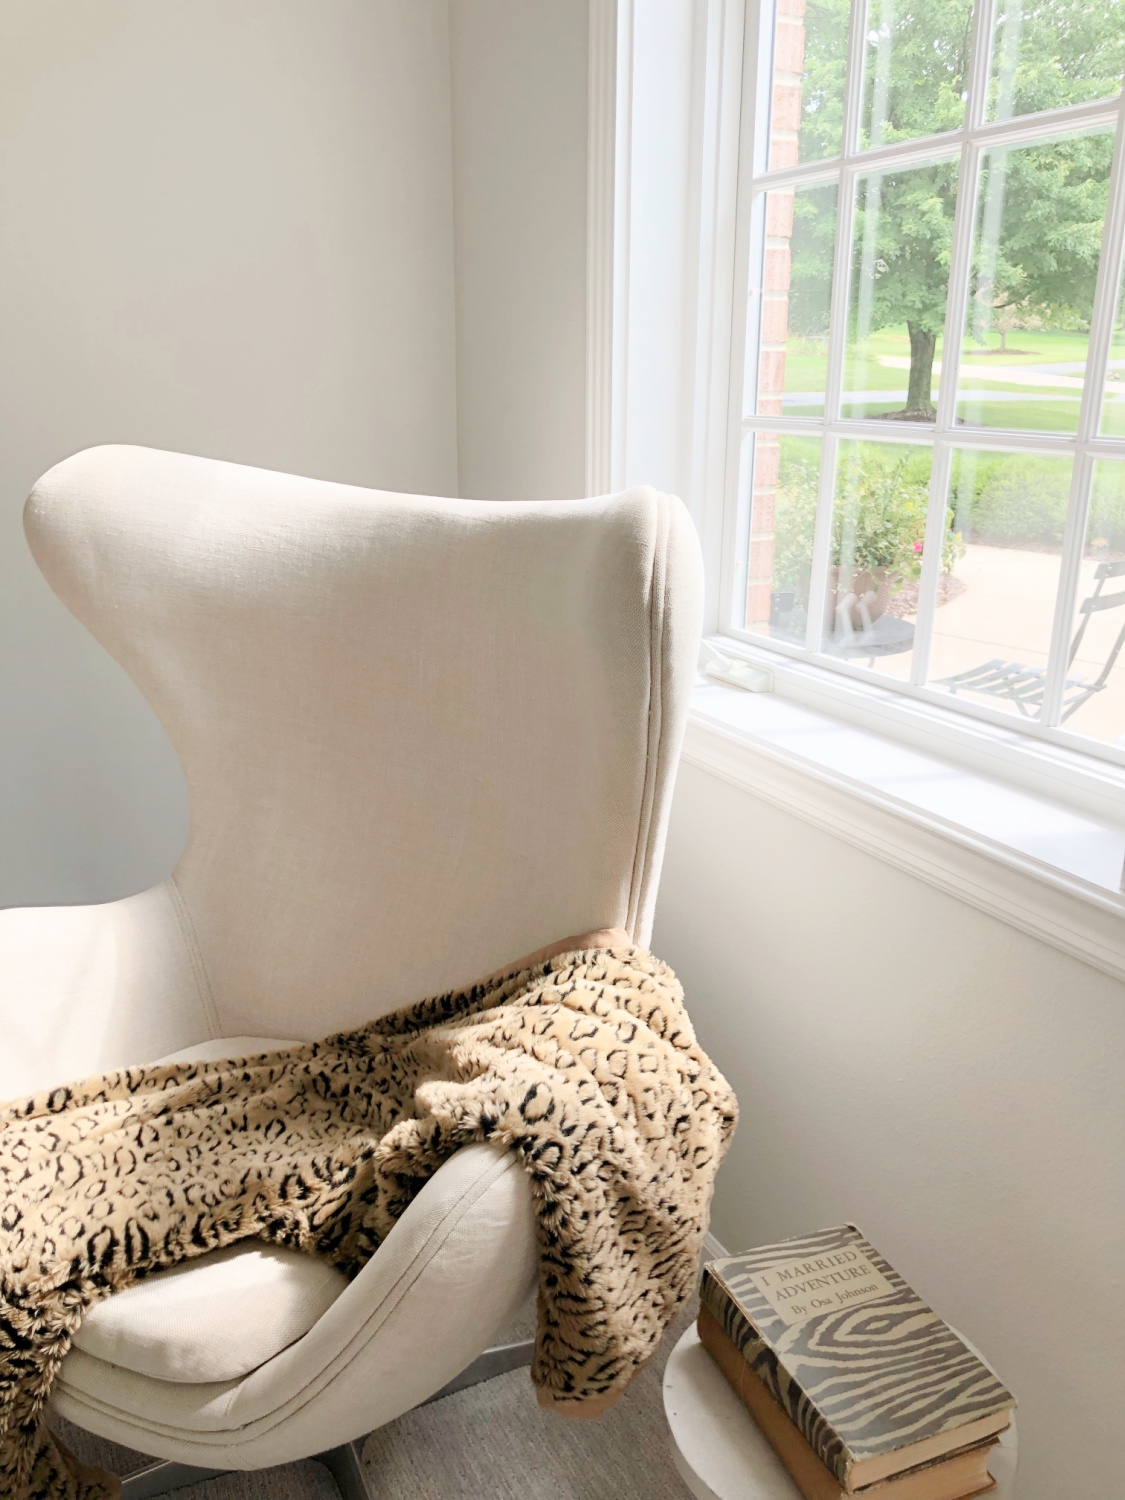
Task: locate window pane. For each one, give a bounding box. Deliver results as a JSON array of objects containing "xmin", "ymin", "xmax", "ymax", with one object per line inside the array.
[
  {"xmin": 927, "ymin": 451, "xmax": 1073, "ymax": 718},
  {"xmin": 1099, "ymin": 252, "xmax": 1125, "ymax": 437},
  {"xmin": 988, "ymin": 0, "xmax": 1125, "ymax": 124},
  {"xmin": 768, "ymin": 0, "xmax": 848, "ymax": 169},
  {"xmin": 958, "ymin": 126, "xmax": 1116, "ymax": 434},
  {"xmin": 742, "ymin": 433, "xmax": 821, "ymax": 644},
  {"xmin": 860, "ymin": 0, "xmax": 971, "ymax": 149},
  {"xmin": 754, "ymin": 182, "xmax": 838, "ymax": 418},
  {"xmin": 1057, "ymin": 461, "xmax": 1125, "ymax": 743},
  {"xmin": 818, "ymin": 441, "xmax": 936, "ymax": 681},
  {"xmin": 842, "ymin": 158, "xmax": 958, "ymax": 421}
]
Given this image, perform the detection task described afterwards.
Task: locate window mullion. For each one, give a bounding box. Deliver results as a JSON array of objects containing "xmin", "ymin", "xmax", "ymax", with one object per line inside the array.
[
  {"xmin": 750, "ymin": 97, "xmax": 1121, "ymax": 197},
  {"xmin": 965, "ymin": 0, "xmax": 996, "ymax": 131},
  {"xmin": 1037, "ymin": 454, "xmax": 1093, "ymax": 728},
  {"xmin": 912, "ymin": 140, "xmax": 984, "ymax": 686},
  {"xmin": 744, "ymin": 415, "xmax": 1125, "ymax": 463},
  {"xmin": 803, "ymin": 0, "xmax": 867, "ymax": 653},
  {"xmin": 743, "ymin": 413, "xmax": 1106, "ymax": 455},
  {"xmin": 748, "ymin": 0, "xmax": 776, "ymax": 179},
  {"xmin": 1041, "ymin": 94, "xmax": 1125, "ymax": 725},
  {"xmin": 1076, "ymin": 95, "xmax": 1125, "ymax": 447},
  {"xmin": 726, "ymin": 431, "xmax": 756, "ymax": 633},
  {"xmin": 742, "ymin": 191, "xmax": 767, "ymax": 427},
  {"xmin": 806, "ymin": 163, "xmax": 856, "ymax": 650},
  {"xmin": 719, "ymin": 0, "xmax": 772, "ymax": 636},
  {"xmin": 842, "ymin": 0, "xmax": 869, "ymax": 158},
  {"xmin": 819, "ymin": 162, "xmax": 858, "ymax": 449},
  {"xmin": 805, "ymin": 435, "xmax": 841, "ymax": 650},
  {"xmin": 910, "ymin": 444, "xmax": 952, "ymax": 685}
]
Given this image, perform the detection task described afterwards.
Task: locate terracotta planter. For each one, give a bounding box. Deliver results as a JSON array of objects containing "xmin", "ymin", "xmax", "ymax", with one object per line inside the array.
[{"xmin": 826, "ymin": 565, "xmax": 894, "ymax": 633}]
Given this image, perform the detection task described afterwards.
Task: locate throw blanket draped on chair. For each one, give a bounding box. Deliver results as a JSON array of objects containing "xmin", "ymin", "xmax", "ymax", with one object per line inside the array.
[{"xmin": 0, "ymin": 947, "xmax": 737, "ymax": 1500}]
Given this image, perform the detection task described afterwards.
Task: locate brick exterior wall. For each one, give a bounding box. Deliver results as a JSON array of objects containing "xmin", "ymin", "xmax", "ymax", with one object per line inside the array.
[{"xmin": 747, "ymin": 0, "xmax": 805, "ymax": 624}]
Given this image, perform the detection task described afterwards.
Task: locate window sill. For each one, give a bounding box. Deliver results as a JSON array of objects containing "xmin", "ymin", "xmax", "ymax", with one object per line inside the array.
[{"xmin": 683, "ymin": 678, "xmax": 1125, "ymax": 982}]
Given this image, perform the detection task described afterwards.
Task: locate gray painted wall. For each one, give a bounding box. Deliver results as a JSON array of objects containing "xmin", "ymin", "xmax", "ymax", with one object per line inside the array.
[
  {"xmin": 4, "ymin": 13, "xmax": 1117, "ymax": 1499},
  {"xmin": 0, "ymin": 0, "xmax": 459, "ymax": 906},
  {"xmin": 448, "ymin": 0, "xmax": 588, "ymax": 502},
  {"xmin": 653, "ymin": 761, "xmax": 1125, "ymax": 1500},
  {"xmin": 0, "ymin": 0, "xmax": 588, "ymax": 908}
]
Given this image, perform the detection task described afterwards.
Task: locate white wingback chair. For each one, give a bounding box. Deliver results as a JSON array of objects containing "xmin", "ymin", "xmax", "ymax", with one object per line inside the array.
[{"xmin": 0, "ymin": 446, "xmax": 703, "ymax": 1496}]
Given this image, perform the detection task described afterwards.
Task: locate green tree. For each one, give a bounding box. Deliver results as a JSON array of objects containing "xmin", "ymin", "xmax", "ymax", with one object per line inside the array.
[
  {"xmin": 988, "ymin": 0, "xmax": 1125, "ymax": 121},
  {"xmin": 795, "ymin": 0, "xmax": 851, "ymax": 164},
  {"xmin": 852, "ymin": 159, "xmax": 959, "ymax": 418},
  {"xmin": 774, "ymin": 442, "xmax": 964, "ymax": 601},
  {"xmin": 983, "ymin": 0, "xmax": 1125, "ymax": 338},
  {"xmin": 788, "ymin": 182, "xmax": 838, "ymax": 342},
  {"xmin": 968, "ymin": 131, "xmax": 1114, "ymax": 352},
  {"xmin": 791, "ymin": 0, "xmax": 1125, "ymax": 417}
]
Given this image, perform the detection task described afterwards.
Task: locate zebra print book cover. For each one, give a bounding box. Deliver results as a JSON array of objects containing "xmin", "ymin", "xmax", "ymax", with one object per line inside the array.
[{"xmin": 700, "ymin": 1225, "xmax": 1015, "ymax": 1489}]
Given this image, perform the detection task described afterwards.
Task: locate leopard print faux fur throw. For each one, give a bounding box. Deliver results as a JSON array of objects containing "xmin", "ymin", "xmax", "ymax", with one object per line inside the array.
[{"xmin": 0, "ymin": 946, "xmax": 736, "ymax": 1500}]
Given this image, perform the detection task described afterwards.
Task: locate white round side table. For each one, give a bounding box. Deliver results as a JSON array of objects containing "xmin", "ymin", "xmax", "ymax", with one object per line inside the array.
[{"xmin": 664, "ymin": 1323, "xmax": 1018, "ymax": 1500}]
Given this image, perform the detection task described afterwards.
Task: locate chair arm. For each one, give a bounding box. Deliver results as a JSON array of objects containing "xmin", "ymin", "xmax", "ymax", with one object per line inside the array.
[
  {"xmin": 52, "ymin": 1141, "xmax": 539, "ymax": 1468},
  {"xmin": 0, "ymin": 881, "xmax": 214, "ymax": 1101}
]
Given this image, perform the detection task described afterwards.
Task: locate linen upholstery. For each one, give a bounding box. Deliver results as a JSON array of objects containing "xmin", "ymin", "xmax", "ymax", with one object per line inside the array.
[
  {"xmin": 73, "ymin": 1239, "xmax": 349, "ymax": 1386},
  {"xmin": 2, "ymin": 444, "xmax": 703, "ymax": 1471},
  {"xmin": 24, "ymin": 445, "xmax": 703, "ymax": 1041},
  {"xmin": 0, "ymin": 886, "xmax": 212, "ymax": 1102},
  {"xmin": 54, "ymin": 1143, "xmax": 538, "ymax": 1467},
  {"xmin": 4, "ymin": 946, "xmax": 732, "ymax": 1499}
]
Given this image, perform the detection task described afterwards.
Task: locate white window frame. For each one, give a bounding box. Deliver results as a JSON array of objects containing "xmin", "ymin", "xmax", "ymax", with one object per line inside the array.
[
  {"xmin": 716, "ymin": 0, "xmax": 1125, "ymax": 776},
  {"xmin": 587, "ymin": 1, "xmax": 1125, "ymax": 957}
]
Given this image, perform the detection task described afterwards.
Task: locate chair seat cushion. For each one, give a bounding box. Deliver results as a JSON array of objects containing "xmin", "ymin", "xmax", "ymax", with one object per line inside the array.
[{"xmin": 73, "ymin": 1038, "xmax": 350, "ymax": 1384}]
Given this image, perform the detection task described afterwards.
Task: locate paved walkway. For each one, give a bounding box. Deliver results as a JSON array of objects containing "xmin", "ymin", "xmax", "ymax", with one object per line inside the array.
[{"xmin": 780, "ymin": 389, "xmax": 1082, "ymax": 407}]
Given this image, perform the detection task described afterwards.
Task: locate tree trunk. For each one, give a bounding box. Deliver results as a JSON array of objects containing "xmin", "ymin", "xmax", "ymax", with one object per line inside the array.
[
  {"xmin": 999, "ymin": 327, "xmax": 1007, "ymax": 351},
  {"xmin": 905, "ymin": 323, "xmax": 937, "ymax": 416}
]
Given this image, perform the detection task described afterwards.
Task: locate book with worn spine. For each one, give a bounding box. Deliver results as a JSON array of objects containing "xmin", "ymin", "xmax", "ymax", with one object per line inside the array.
[{"xmin": 699, "ymin": 1225, "xmax": 1016, "ymax": 1494}]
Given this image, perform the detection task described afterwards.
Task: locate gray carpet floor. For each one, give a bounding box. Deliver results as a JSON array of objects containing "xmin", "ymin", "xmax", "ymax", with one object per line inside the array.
[{"xmin": 54, "ymin": 1298, "xmax": 697, "ymax": 1500}]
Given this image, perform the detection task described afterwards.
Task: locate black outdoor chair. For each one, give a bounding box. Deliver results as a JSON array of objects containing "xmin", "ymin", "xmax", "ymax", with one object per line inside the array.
[{"xmin": 935, "ymin": 559, "xmax": 1125, "ymax": 721}]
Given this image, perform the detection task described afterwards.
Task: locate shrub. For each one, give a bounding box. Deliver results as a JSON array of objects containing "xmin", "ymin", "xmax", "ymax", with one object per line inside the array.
[
  {"xmin": 772, "ymin": 443, "xmax": 963, "ymax": 605},
  {"xmin": 1089, "ymin": 463, "xmax": 1125, "ymax": 551},
  {"xmin": 955, "ymin": 454, "xmax": 1069, "ymax": 547},
  {"xmin": 947, "ymin": 452, "xmax": 1125, "ymax": 552}
]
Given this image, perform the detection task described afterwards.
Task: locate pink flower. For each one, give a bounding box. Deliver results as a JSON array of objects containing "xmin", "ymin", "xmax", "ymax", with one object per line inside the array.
[{"xmin": 913, "ymin": 540, "xmax": 923, "ymax": 553}]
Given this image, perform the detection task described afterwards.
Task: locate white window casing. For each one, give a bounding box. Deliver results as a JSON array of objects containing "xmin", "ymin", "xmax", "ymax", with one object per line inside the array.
[
  {"xmin": 724, "ymin": 0, "xmax": 1125, "ymax": 770},
  {"xmin": 586, "ymin": 0, "xmax": 1125, "ymax": 969}
]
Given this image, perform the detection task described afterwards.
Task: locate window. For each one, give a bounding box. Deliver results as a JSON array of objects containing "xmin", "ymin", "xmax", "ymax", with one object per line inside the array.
[{"xmin": 727, "ymin": 0, "xmax": 1125, "ymax": 764}]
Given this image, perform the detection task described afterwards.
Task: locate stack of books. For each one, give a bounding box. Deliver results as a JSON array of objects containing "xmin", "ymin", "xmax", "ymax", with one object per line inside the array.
[{"xmin": 698, "ymin": 1225, "xmax": 1016, "ymax": 1500}]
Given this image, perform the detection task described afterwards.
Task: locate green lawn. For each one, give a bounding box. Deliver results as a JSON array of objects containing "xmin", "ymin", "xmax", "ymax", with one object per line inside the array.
[
  {"xmin": 771, "ymin": 324, "xmax": 1113, "ymax": 435},
  {"xmin": 958, "ymin": 328, "xmax": 1096, "ymax": 365},
  {"xmin": 837, "ymin": 399, "xmax": 1085, "ymax": 432},
  {"xmin": 779, "ymin": 344, "xmax": 830, "ymax": 395}
]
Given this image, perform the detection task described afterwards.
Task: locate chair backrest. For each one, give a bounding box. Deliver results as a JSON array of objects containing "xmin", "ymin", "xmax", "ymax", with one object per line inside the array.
[
  {"xmin": 25, "ymin": 446, "xmax": 702, "ymax": 1040},
  {"xmin": 1079, "ymin": 559, "xmax": 1125, "ymax": 616},
  {"xmin": 1069, "ymin": 559, "xmax": 1125, "ymax": 679}
]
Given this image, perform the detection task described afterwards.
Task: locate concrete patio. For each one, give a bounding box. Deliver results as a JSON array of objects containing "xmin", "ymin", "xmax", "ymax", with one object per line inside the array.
[{"xmin": 869, "ymin": 543, "xmax": 1125, "ymax": 745}]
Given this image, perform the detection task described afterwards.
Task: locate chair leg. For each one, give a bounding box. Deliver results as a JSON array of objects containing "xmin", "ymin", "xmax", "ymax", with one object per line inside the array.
[
  {"xmin": 315, "ymin": 1440, "xmax": 375, "ymax": 1500},
  {"xmin": 120, "ymin": 1458, "xmax": 231, "ymax": 1498},
  {"xmin": 117, "ymin": 1451, "xmax": 371, "ymax": 1500}
]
